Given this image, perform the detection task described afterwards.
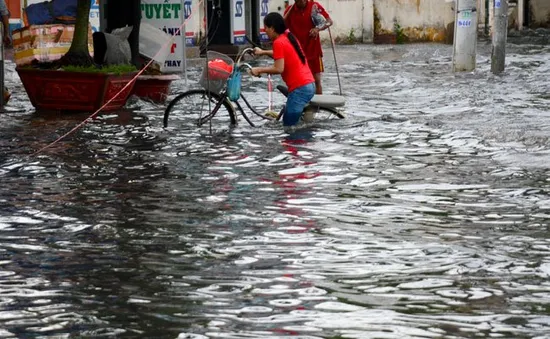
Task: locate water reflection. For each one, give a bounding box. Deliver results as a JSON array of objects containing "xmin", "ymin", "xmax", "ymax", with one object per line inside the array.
[{"xmin": 0, "ymin": 44, "xmax": 549, "ymax": 338}]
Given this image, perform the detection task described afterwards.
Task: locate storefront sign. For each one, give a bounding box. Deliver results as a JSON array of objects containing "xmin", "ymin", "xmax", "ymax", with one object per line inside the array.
[
  {"xmin": 259, "ymin": 0, "xmax": 269, "ymax": 42},
  {"xmin": 231, "ymin": 0, "xmax": 246, "ymax": 45},
  {"xmin": 141, "ymin": 0, "xmax": 185, "ymax": 72},
  {"xmin": 183, "ymin": 0, "xmax": 196, "ymax": 46}
]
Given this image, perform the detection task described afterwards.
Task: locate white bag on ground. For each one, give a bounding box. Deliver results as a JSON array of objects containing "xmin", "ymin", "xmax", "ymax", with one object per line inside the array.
[
  {"xmin": 92, "ymin": 26, "xmax": 133, "ymax": 66},
  {"xmin": 139, "ymin": 22, "xmax": 171, "ymax": 70}
]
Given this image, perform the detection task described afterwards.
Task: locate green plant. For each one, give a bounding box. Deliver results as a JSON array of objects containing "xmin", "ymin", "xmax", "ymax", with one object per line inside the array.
[
  {"xmin": 394, "ymin": 21, "xmax": 407, "ymax": 44},
  {"xmin": 62, "ymin": 64, "xmax": 138, "ymax": 75},
  {"xmin": 345, "ymin": 27, "xmax": 357, "ymax": 44},
  {"xmin": 373, "ymin": 6, "xmax": 381, "ymax": 35}
]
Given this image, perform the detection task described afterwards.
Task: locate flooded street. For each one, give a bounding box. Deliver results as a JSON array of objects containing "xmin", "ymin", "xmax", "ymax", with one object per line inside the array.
[{"xmin": 0, "ymin": 41, "xmax": 549, "ymax": 338}]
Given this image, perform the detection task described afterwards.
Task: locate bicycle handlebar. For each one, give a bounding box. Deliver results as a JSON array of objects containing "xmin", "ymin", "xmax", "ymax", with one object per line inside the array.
[
  {"xmin": 235, "ymin": 47, "xmax": 255, "ymax": 64},
  {"xmin": 239, "ymin": 63, "xmax": 253, "ymax": 72},
  {"xmin": 233, "ymin": 36, "xmax": 271, "ymax": 77}
]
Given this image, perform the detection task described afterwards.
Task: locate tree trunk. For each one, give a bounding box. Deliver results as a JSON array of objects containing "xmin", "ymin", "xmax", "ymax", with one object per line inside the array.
[{"xmin": 59, "ymin": 0, "xmax": 93, "ymax": 67}]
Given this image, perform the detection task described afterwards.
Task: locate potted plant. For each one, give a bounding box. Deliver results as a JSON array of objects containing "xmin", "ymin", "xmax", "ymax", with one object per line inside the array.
[{"xmin": 16, "ymin": 0, "xmax": 138, "ymax": 112}]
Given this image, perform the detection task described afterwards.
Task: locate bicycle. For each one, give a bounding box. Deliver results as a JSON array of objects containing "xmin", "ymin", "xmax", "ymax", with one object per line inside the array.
[{"xmin": 163, "ymin": 47, "xmax": 346, "ymax": 129}]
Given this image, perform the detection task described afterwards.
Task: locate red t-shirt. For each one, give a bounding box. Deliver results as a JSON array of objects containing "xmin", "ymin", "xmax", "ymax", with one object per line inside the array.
[
  {"xmin": 284, "ymin": 1, "xmax": 330, "ymax": 60},
  {"xmin": 272, "ymin": 33, "xmax": 314, "ymax": 93}
]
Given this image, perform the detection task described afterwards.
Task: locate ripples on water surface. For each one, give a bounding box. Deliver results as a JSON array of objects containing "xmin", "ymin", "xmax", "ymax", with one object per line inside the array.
[{"xmin": 0, "ymin": 43, "xmax": 549, "ymax": 338}]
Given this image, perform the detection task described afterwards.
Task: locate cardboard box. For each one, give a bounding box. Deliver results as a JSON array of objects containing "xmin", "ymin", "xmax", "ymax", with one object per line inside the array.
[{"xmin": 12, "ymin": 24, "xmax": 94, "ymax": 66}]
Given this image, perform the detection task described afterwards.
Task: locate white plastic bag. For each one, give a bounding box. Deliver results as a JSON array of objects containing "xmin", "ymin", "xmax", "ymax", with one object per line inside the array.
[{"xmin": 139, "ymin": 22, "xmax": 172, "ymax": 67}]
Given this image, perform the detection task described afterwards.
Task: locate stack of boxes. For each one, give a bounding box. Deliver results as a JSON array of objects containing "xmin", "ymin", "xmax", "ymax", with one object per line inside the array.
[{"xmin": 12, "ymin": 23, "xmax": 94, "ymax": 66}]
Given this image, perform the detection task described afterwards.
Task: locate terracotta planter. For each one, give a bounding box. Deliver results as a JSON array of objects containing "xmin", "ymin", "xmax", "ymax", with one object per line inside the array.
[
  {"xmin": 16, "ymin": 67, "xmax": 137, "ymax": 112},
  {"xmin": 131, "ymin": 74, "xmax": 180, "ymax": 104}
]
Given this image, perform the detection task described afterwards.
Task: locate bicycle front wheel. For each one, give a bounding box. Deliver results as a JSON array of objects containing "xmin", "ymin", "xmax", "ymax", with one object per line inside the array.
[{"xmin": 163, "ymin": 89, "xmax": 237, "ymax": 129}]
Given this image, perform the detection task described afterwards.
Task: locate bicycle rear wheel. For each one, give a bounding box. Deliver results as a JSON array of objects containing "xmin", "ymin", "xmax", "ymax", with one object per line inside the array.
[{"xmin": 163, "ymin": 89, "xmax": 237, "ymax": 128}]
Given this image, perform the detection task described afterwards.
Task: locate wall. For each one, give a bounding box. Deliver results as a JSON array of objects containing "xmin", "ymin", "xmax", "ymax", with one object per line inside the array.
[
  {"xmin": 268, "ymin": 0, "xmax": 457, "ymax": 43},
  {"xmin": 267, "ymin": 0, "xmax": 374, "ymax": 43},
  {"xmin": 530, "ymin": 0, "xmax": 550, "ymax": 27},
  {"xmin": 317, "ymin": 0, "xmax": 370, "ymax": 43},
  {"xmin": 373, "ymin": 0, "xmax": 455, "ymax": 42}
]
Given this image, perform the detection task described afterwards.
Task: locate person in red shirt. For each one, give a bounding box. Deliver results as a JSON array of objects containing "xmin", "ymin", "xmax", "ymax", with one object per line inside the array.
[
  {"xmin": 284, "ymin": 0, "xmax": 333, "ymax": 95},
  {"xmin": 251, "ymin": 12, "xmax": 315, "ymax": 127}
]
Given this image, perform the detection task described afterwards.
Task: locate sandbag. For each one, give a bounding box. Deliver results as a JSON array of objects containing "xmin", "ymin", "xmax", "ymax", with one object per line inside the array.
[{"xmin": 93, "ymin": 26, "xmax": 133, "ymax": 66}]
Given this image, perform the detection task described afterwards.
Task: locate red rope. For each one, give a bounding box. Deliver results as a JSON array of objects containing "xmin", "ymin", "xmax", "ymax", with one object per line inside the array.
[
  {"xmin": 33, "ymin": 0, "xmax": 204, "ymax": 156},
  {"xmin": 267, "ymin": 74, "xmax": 273, "ymax": 112}
]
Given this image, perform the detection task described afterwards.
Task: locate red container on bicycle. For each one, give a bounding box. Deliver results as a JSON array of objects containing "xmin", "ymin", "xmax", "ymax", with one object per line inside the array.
[
  {"xmin": 207, "ymin": 58, "xmax": 233, "ymax": 81},
  {"xmin": 200, "ymin": 51, "xmax": 235, "ymax": 95}
]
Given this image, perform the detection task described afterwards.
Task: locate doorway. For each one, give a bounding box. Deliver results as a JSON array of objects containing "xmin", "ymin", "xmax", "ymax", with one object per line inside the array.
[
  {"xmin": 523, "ymin": 0, "xmax": 531, "ymax": 28},
  {"xmin": 249, "ymin": 0, "xmax": 261, "ymax": 45},
  {"xmin": 207, "ymin": 0, "xmax": 231, "ymax": 45}
]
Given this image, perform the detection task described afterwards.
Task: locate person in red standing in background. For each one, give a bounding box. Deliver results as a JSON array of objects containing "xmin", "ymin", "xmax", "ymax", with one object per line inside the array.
[{"xmin": 284, "ymin": 0, "xmax": 333, "ymax": 95}]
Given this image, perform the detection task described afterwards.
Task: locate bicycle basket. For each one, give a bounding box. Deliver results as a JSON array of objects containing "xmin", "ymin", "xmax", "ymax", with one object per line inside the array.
[
  {"xmin": 199, "ymin": 51, "xmax": 234, "ymax": 95},
  {"xmin": 226, "ymin": 69, "xmax": 242, "ymax": 102}
]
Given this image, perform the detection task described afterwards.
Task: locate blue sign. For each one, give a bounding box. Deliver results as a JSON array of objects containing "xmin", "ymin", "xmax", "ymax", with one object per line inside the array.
[
  {"xmin": 261, "ymin": 0, "xmax": 269, "ymax": 16},
  {"xmin": 236, "ymin": 1, "xmax": 243, "ymax": 17},
  {"xmin": 184, "ymin": 1, "xmax": 192, "ymax": 19},
  {"xmin": 458, "ymin": 20, "xmax": 472, "ymax": 27},
  {"xmin": 495, "ymin": 0, "xmax": 501, "ymax": 8}
]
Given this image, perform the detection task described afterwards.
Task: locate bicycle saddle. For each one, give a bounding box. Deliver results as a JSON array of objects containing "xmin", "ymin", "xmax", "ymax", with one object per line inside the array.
[{"xmin": 276, "ymin": 85, "xmax": 346, "ymax": 108}]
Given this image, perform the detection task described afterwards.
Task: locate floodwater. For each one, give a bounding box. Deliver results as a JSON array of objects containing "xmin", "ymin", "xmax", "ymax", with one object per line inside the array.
[{"xmin": 0, "ymin": 42, "xmax": 549, "ymax": 338}]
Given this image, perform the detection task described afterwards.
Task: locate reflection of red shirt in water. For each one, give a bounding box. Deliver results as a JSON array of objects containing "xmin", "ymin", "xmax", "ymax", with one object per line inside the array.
[{"xmin": 272, "ymin": 32, "xmax": 314, "ymax": 93}]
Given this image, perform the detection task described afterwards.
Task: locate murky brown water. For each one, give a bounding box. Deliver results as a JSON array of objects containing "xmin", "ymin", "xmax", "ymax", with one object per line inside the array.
[{"xmin": 0, "ymin": 42, "xmax": 549, "ymax": 338}]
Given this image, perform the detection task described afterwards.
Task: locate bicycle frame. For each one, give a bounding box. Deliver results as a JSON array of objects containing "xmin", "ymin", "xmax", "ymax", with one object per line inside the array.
[
  {"xmin": 204, "ymin": 47, "xmax": 277, "ymax": 127},
  {"xmin": 165, "ymin": 43, "xmax": 345, "ymax": 129}
]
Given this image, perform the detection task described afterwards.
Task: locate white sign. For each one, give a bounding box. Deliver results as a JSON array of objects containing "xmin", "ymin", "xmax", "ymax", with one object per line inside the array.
[
  {"xmin": 458, "ymin": 9, "xmax": 473, "ymax": 28},
  {"xmin": 183, "ymin": 0, "xmax": 196, "ymax": 46},
  {"xmin": 141, "ymin": 0, "xmax": 185, "ymax": 72},
  {"xmin": 259, "ymin": 0, "xmax": 269, "ymax": 42},
  {"xmin": 231, "ymin": 0, "xmax": 246, "ymax": 45}
]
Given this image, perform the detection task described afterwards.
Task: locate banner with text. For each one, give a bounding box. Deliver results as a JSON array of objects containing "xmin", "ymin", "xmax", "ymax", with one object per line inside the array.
[{"xmin": 141, "ymin": 0, "xmax": 186, "ymax": 72}]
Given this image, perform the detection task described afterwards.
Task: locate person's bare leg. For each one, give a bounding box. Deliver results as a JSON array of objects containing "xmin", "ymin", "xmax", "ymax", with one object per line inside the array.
[{"xmin": 314, "ymin": 73, "xmax": 322, "ymax": 95}]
